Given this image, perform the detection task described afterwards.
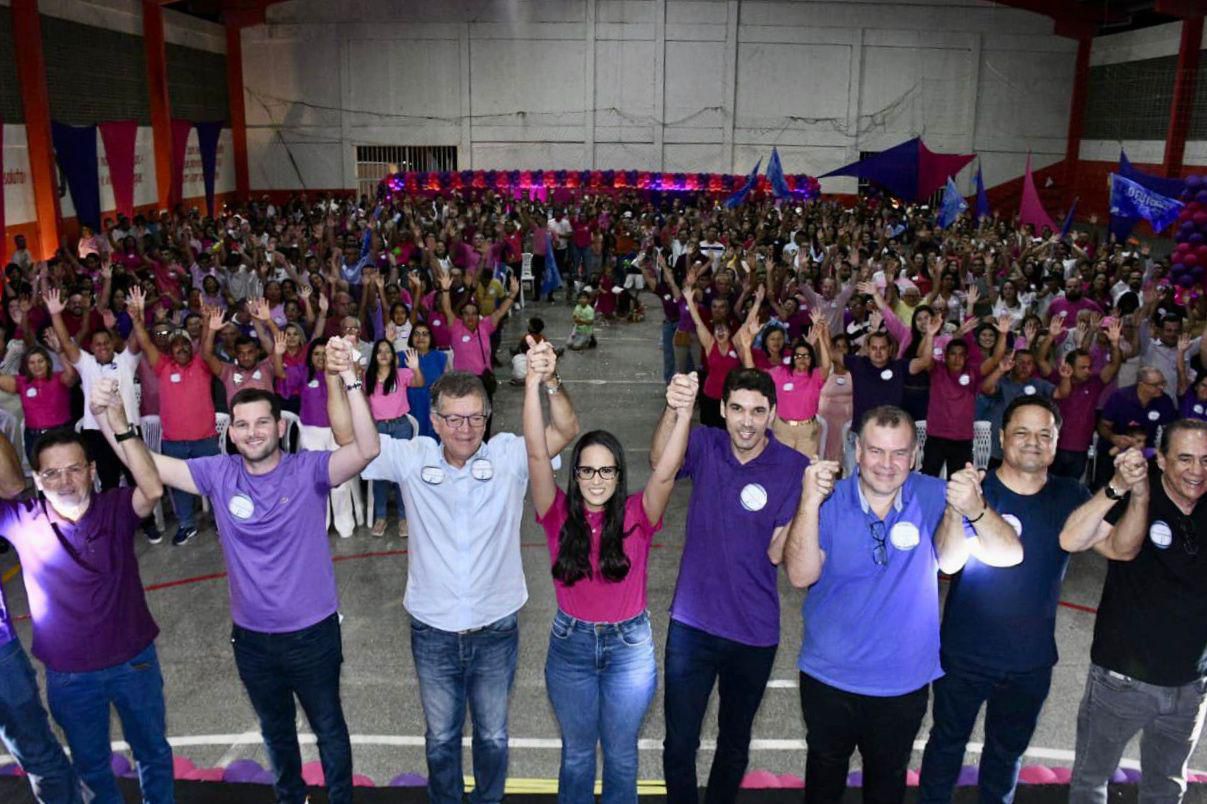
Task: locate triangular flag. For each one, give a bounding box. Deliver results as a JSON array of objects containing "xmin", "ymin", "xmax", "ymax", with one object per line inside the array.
[
  {"xmin": 937, "ymin": 177, "xmax": 968, "ymax": 229},
  {"xmin": 767, "ymin": 147, "xmax": 791, "ymax": 199},
  {"xmin": 1060, "ymin": 197, "xmax": 1078, "ymax": 238},
  {"xmin": 974, "ymin": 165, "xmax": 989, "ymax": 221},
  {"xmin": 1018, "ymin": 154, "xmax": 1056, "ymax": 234},
  {"xmin": 724, "ymin": 159, "xmax": 761, "ymax": 209}
]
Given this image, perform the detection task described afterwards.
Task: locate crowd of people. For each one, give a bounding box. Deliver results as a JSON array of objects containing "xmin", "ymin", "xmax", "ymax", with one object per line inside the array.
[{"xmin": 0, "ymin": 184, "xmax": 1204, "ymax": 804}]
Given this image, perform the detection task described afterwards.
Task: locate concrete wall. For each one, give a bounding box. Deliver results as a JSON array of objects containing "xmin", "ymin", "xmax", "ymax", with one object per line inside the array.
[{"xmin": 242, "ymin": 0, "xmax": 1077, "ymax": 194}]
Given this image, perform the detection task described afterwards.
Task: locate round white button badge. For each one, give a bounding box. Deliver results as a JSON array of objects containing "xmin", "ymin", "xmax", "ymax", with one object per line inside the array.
[
  {"xmin": 880, "ymin": 369, "xmax": 894, "ymax": 381},
  {"xmin": 783, "ymin": 382, "xmax": 794, "ymax": 392},
  {"xmin": 1148, "ymin": 410, "xmax": 1160, "ymax": 422},
  {"xmin": 889, "ymin": 522, "xmax": 920, "ymax": 550},
  {"xmin": 421, "ymin": 466, "xmax": 446, "ymax": 485},
  {"xmin": 462, "ymin": 335, "xmax": 472, "ymax": 343},
  {"xmin": 170, "ymin": 373, "xmax": 182, "ymax": 383},
  {"xmin": 1150, "ymin": 520, "xmax": 1173, "ymax": 549},
  {"xmin": 25, "ymin": 388, "xmax": 36, "ymax": 398},
  {"xmin": 835, "ymin": 376, "xmax": 846, "ymax": 385},
  {"xmin": 308, "ymin": 379, "xmax": 320, "ymax": 389},
  {"xmin": 1196, "ymin": 404, "xmax": 1204, "ymax": 415},
  {"xmin": 471, "ymin": 459, "xmax": 494, "ymax": 481},
  {"xmin": 228, "ymin": 494, "xmax": 255, "ymax": 520},
  {"xmin": 958, "ymin": 374, "xmax": 970, "ymax": 386},
  {"xmin": 1024, "ymin": 385, "xmax": 1036, "ymax": 396},
  {"xmin": 739, "ymin": 483, "xmax": 768, "ymax": 512}
]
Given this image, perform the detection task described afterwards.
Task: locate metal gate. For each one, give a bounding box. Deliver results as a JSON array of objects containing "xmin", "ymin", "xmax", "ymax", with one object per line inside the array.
[{"xmin": 355, "ymin": 145, "xmax": 458, "ymax": 198}]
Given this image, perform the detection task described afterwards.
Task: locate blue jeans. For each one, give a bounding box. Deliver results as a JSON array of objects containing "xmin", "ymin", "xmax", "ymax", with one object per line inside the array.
[
  {"xmin": 0, "ymin": 638, "xmax": 82, "ymax": 803},
  {"xmin": 373, "ymin": 416, "xmax": 413, "ymax": 521},
  {"xmin": 918, "ymin": 659, "xmax": 1052, "ymax": 804},
  {"xmin": 411, "ymin": 612, "xmax": 519, "ymax": 804},
  {"xmin": 663, "ymin": 620, "xmax": 777, "ymax": 804},
  {"xmin": 231, "ymin": 613, "xmax": 352, "ymax": 804},
  {"xmin": 44, "ymin": 642, "xmax": 173, "ymax": 804},
  {"xmin": 661, "ymin": 321, "xmax": 677, "ymax": 384},
  {"xmin": 545, "ymin": 611, "xmax": 657, "ymax": 804},
  {"xmin": 160, "ymin": 436, "xmax": 220, "ymax": 530}
]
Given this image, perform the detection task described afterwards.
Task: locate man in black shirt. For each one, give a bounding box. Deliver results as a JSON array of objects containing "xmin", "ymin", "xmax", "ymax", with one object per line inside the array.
[{"xmin": 1059, "ymin": 419, "xmax": 1207, "ymax": 804}]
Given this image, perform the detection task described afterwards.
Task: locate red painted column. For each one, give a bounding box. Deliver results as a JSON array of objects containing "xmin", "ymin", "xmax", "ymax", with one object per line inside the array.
[
  {"xmin": 1163, "ymin": 15, "xmax": 1203, "ymax": 178},
  {"xmin": 1063, "ymin": 37, "xmax": 1092, "ymax": 208},
  {"xmin": 225, "ymin": 21, "xmax": 250, "ymax": 203},
  {"xmin": 143, "ymin": 0, "xmax": 173, "ymax": 210},
  {"xmin": 11, "ymin": 0, "xmax": 62, "ymax": 258}
]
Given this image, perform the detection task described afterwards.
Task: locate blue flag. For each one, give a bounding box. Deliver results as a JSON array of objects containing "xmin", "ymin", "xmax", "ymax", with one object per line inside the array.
[
  {"xmin": 974, "ymin": 165, "xmax": 989, "ymax": 221},
  {"xmin": 1060, "ymin": 197, "xmax": 1078, "ymax": 238},
  {"xmin": 766, "ymin": 148, "xmax": 791, "ymax": 199},
  {"xmin": 1109, "ymin": 174, "xmax": 1184, "ymax": 233},
  {"xmin": 541, "ymin": 231, "xmax": 563, "ymax": 296},
  {"xmin": 937, "ymin": 177, "xmax": 967, "ymax": 229},
  {"xmin": 724, "ymin": 159, "xmax": 761, "ymax": 209}
]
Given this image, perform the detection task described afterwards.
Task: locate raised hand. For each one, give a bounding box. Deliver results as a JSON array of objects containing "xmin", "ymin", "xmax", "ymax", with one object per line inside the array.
[
  {"xmin": 1023, "ymin": 318, "xmax": 1039, "ymax": 345},
  {"xmin": 1048, "ymin": 313, "xmax": 1066, "ymax": 340},
  {"xmin": 250, "ymin": 297, "xmax": 271, "ymax": 322},
  {"xmin": 1178, "ymin": 332, "xmax": 1192, "ymax": 354},
  {"xmin": 946, "ymin": 462, "xmax": 985, "ymax": 519},
  {"xmin": 998, "ymin": 350, "xmax": 1016, "ymax": 375},
  {"xmin": 206, "ymin": 305, "xmax": 225, "ymax": 332},
  {"xmin": 665, "ymin": 372, "xmax": 699, "ymax": 412},
  {"xmin": 509, "ymin": 275, "xmax": 520, "ymax": 298},
  {"xmin": 1105, "ymin": 318, "xmax": 1123, "ymax": 345},
  {"xmin": 403, "ymin": 348, "xmax": 420, "ymax": 370},
  {"xmin": 325, "ymin": 336, "xmax": 353, "ymax": 376},
  {"xmin": 1058, "ymin": 360, "xmax": 1073, "ymax": 380},
  {"xmin": 318, "ymin": 292, "xmax": 330, "ymax": 314},
  {"xmin": 995, "ymin": 314, "xmax": 1013, "ymax": 334},
  {"xmin": 1111, "ymin": 447, "xmax": 1149, "ymax": 497},
  {"xmin": 273, "ymin": 329, "xmax": 287, "ymax": 356},
  {"xmin": 438, "ymin": 272, "xmax": 452, "ymax": 292},
  {"xmin": 45, "ymin": 288, "xmax": 65, "ymax": 317},
  {"xmin": 128, "ymin": 285, "xmax": 147, "ymax": 316},
  {"xmin": 102, "ymin": 309, "xmax": 117, "ymax": 331},
  {"xmin": 89, "ymin": 377, "xmax": 120, "ymax": 417},
  {"xmin": 804, "ymin": 460, "xmax": 840, "ymax": 505}
]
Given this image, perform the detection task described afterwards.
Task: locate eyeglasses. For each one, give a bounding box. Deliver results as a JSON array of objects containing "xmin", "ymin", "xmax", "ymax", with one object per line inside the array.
[
  {"xmin": 38, "ymin": 464, "xmax": 87, "ymax": 484},
  {"xmin": 869, "ymin": 520, "xmax": 888, "ymax": 567},
  {"xmin": 434, "ymin": 412, "xmax": 488, "ymax": 430},
  {"xmin": 793, "ymin": 352, "xmax": 810, "ymax": 360},
  {"xmin": 1176, "ymin": 517, "xmax": 1199, "ymax": 558},
  {"xmin": 575, "ymin": 465, "xmax": 619, "ymax": 481}
]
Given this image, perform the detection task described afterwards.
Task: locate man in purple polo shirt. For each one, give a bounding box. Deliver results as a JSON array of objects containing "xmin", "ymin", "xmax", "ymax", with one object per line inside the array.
[
  {"xmin": 1047, "ymin": 344, "xmax": 1121, "ymax": 481},
  {"xmin": 650, "ymin": 368, "xmax": 809, "ymax": 803},
  {"xmin": 0, "ymin": 435, "xmax": 83, "ymax": 804},
  {"xmin": 782, "ymin": 405, "xmax": 1023, "ymax": 803},
  {"xmin": 112, "ymin": 337, "xmax": 381, "ymax": 804},
  {"xmin": 1, "ymin": 380, "xmax": 172, "ymax": 804}
]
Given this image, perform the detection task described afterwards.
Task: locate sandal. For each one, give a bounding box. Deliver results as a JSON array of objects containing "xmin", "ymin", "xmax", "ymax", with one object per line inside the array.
[
  {"xmin": 371, "ymin": 519, "xmax": 387, "ymax": 537},
  {"xmin": 398, "ymin": 520, "xmax": 409, "ymax": 539}
]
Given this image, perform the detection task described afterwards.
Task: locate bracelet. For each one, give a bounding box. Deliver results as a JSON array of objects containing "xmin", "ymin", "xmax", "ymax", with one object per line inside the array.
[
  {"xmin": 114, "ymin": 426, "xmax": 138, "ymax": 443},
  {"xmin": 344, "ymin": 380, "xmax": 363, "ymax": 392},
  {"xmin": 966, "ymin": 506, "xmax": 987, "ymax": 524}
]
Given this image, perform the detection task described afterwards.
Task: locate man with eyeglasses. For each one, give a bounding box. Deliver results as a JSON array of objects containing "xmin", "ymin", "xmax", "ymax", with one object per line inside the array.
[
  {"xmin": 1094, "ymin": 366, "xmax": 1177, "ymax": 488},
  {"xmin": 782, "ymin": 405, "xmax": 1023, "ymax": 804},
  {"xmin": 653, "ymin": 368, "xmax": 809, "ymax": 804},
  {"xmin": 0, "ymin": 379, "xmax": 173, "ymax": 803},
  {"xmin": 918, "ymin": 396, "xmax": 1091, "ymax": 803},
  {"xmin": 111, "ymin": 337, "xmax": 381, "ymax": 804},
  {"xmin": 332, "ymin": 348, "xmax": 578, "ymax": 804},
  {"xmin": 1061, "ymin": 420, "xmax": 1207, "ymax": 803}
]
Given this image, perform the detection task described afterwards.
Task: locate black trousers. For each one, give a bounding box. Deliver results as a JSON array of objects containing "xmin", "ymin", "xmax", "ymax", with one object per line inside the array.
[
  {"xmin": 800, "ymin": 672, "xmax": 929, "ymax": 804},
  {"xmin": 921, "ymin": 435, "xmax": 972, "ymax": 478}
]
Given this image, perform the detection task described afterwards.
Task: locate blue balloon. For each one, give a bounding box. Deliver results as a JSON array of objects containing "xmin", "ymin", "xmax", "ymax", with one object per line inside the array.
[{"xmin": 1192, "ymin": 265, "xmax": 1204, "ymax": 280}]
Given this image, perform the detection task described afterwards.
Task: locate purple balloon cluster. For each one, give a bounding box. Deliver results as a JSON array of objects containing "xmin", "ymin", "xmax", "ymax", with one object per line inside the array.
[{"xmin": 1171, "ymin": 174, "xmax": 1207, "ymax": 295}]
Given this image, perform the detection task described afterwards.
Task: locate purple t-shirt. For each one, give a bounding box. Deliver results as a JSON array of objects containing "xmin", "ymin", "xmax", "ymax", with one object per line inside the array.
[
  {"xmin": 279, "ymin": 365, "xmax": 330, "ymax": 427},
  {"xmin": 671, "ymin": 427, "xmax": 807, "ymax": 646},
  {"xmin": 0, "ymin": 488, "xmax": 158, "ymax": 672},
  {"xmin": 188, "ymin": 450, "xmax": 338, "ymax": 633}
]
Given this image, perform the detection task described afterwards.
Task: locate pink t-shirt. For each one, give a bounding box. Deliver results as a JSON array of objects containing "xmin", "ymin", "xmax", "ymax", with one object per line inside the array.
[
  {"xmin": 368, "ymin": 368, "xmax": 415, "ymax": 421},
  {"xmin": 15, "ymin": 374, "xmax": 73, "ymax": 429},
  {"xmin": 220, "ymin": 359, "xmax": 275, "ymax": 406},
  {"xmin": 703, "ymin": 342, "xmax": 742, "ymax": 400},
  {"xmin": 926, "ymin": 365, "xmax": 979, "ymax": 441},
  {"xmin": 536, "ymin": 488, "xmax": 660, "ymax": 622},
  {"xmin": 450, "ymin": 318, "xmax": 495, "ymax": 375},
  {"xmin": 156, "ymin": 357, "xmax": 217, "ymax": 441},
  {"xmin": 769, "ymin": 365, "xmax": 825, "ymax": 421}
]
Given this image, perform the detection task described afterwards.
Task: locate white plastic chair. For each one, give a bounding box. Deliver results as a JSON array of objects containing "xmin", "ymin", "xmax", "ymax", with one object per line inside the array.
[
  {"xmin": 841, "ymin": 421, "xmax": 855, "ymax": 477},
  {"xmin": 137, "ymin": 415, "xmax": 166, "ymax": 532},
  {"xmin": 281, "ymin": 411, "xmax": 301, "ymax": 453},
  {"xmin": 915, "ymin": 420, "xmax": 928, "ymax": 468},
  {"xmin": 364, "ymin": 413, "xmax": 418, "ymax": 527},
  {"xmin": 519, "ymin": 253, "xmax": 535, "ymax": 307},
  {"xmin": 973, "ymin": 420, "xmax": 992, "ymax": 470}
]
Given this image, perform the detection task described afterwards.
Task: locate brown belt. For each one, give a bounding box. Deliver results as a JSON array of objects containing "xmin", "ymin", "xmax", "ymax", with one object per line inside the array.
[{"xmin": 778, "ymin": 416, "xmax": 817, "ymax": 427}]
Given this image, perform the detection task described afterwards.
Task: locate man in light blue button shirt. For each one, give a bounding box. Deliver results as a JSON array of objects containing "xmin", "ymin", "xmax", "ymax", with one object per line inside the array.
[{"xmin": 336, "ymin": 345, "xmax": 578, "ymax": 804}]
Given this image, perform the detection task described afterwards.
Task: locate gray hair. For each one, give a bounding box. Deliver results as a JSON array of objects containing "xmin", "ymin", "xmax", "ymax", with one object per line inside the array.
[
  {"xmin": 1137, "ymin": 365, "xmax": 1164, "ymax": 385},
  {"xmin": 857, "ymin": 405, "xmax": 918, "ymax": 447},
  {"xmin": 431, "ymin": 371, "xmax": 491, "ymax": 417}
]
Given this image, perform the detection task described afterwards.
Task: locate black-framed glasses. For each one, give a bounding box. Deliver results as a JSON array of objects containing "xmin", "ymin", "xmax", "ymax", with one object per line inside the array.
[
  {"xmin": 575, "ymin": 465, "xmax": 619, "ymax": 481},
  {"xmin": 1176, "ymin": 517, "xmax": 1200, "ymax": 557},
  {"xmin": 869, "ymin": 520, "xmax": 888, "ymax": 567},
  {"xmin": 434, "ymin": 412, "xmax": 489, "ymax": 430}
]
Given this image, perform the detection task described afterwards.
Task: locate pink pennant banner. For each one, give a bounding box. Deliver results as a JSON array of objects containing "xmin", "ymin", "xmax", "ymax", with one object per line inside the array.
[
  {"xmin": 1018, "ymin": 154, "xmax": 1056, "ymax": 233},
  {"xmin": 170, "ymin": 118, "xmax": 194, "ymax": 206},
  {"xmin": 98, "ymin": 120, "xmax": 138, "ymax": 218}
]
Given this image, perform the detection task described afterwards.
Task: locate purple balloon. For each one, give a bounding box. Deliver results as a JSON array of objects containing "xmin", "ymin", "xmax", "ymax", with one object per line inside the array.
[
  {"xmin": 1123, "ymin": 768, "xmax": 1143, "ymax": 783},
  {"xmin": 956, "ymin": 766, "xmax": 979, "ymax": 786},
  {"xmin": 1196, "ymin": 190, "xmax": 1207, "ymax": 205},
  {"xmin": 1178, "ymin": 274, "xmax": 1196, "ymax": 288},
  {"xmin": 1190, "ymin": 233, "xmax": 1205, "ymax": 245},
  {"xmin": 251, "ymin": 769, "xmax": 276, "ymax": 785},
  {"xmin": 0, "ymin": 763, "xmax": 22, "ymax": 777},
  {"xmin": 1189, "ymin": 174, "xmax": 1204, "ymax": 190},
  {"xmin": 1173, "ymin": 263, "xmax": 1187, "ymax": 275},
  {"xmin": 389, "ymin": 772, "xmax": 428, "ymax": 787},
  {"xmin": 847, "ymin": 771, "xmax": 864, "ymax": 787},
  {"xmin": 1110, "ymin": 768, "xmax": 1129, "ymax": 783},
  {"xmin": 1192, "ymin": 265, "xmax": 1204, "ymax": 280},
  {"xmin": 110, "ymin": 754, "xmax": 132, "ymax": 778},
  {"xmin": 222, "ymin": 759, "xmax": 265, "ymax": 784}
]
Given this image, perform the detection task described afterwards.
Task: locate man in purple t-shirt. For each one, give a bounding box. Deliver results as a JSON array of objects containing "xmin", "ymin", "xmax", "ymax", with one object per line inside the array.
[
  {"xmin": 124, "ymin": 337, "xmax": 380, "ymax": 804},
  {"xmin": 649, "ymin": 368, "xmax": 809, "ymax": 803},
  {"xmin": 2, "ymin": 380, "xmax": 172, "ymax": 804},
  {"xmin": 0, "ymin": 434, "xmax": 83, "ymax": 804}
]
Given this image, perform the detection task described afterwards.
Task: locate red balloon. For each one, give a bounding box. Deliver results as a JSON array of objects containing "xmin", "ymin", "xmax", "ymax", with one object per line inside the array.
[
  {"xmin": 1176, "ymin": 242, "xmax": 1191, "ymax": 254},
  {"xmin": 1191, "ymin": 201, "xmax": 1204, "ymax": 213},
  {"xmin": 1195, "ymin": 212, "xmax": 1207, "ymax": 226},
  {"xmin": 1181, "ymin": 208, "xmax": 1194, "ymax": 222},
  {"xmin": 1185, "ymin": 253, "xmax": 1200, "ymax": 267},
  {"xmin": 1197, "ymin": 245, "xmax": 1207, "ymax": 261}
]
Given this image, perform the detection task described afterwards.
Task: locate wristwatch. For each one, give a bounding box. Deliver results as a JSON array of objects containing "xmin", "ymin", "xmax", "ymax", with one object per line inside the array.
[
  {"xmin": 115, "ymin": 426, "xmax": 138, "ymax": 443},
  {"xmin": 1104, "ymin": 482, "xmax": 1127, "ymax": 501},
  {"xmin": 544, "ymin": 374, "xmax": 563, "ymax": 395}
]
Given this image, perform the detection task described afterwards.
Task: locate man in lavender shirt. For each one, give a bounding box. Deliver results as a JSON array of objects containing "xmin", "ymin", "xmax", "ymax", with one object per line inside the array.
[
  {"xmin": 2, "ymin": 379, "xmax": 171, "ymax": 803},
  {"xmin": 116, "ymin": 337, "xmax": 381, "ymax": 804},
  {"xmin": 0, "ymin": 434, "xmax": 83, "ymax": 804}
]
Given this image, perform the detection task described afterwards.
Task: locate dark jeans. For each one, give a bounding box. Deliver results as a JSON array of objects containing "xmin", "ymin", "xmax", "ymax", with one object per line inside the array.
[
  {"xmin": 661, "ymin": 321, "xmax": 677, "ymax": 385},
  {"xmin": 372, "ymin": 416, "xmax": 413, "ymax": 521},
  {"xmin": 918, "ymin": 661, "xmax": 1053, "ymax": 804},
  {"xmin": 1051, "ymin": 448, "xmax": 1088, "ymax": 483},
  {"xmin": 663, "ymin": 620, "xmax": 776, "ymax": 804},
  {"xmin": 0, "ymin": 638, "xmax": 83, "ymax": 803},
  {"xmin": 800, "ymin": 672, "xmax": 929, "ymax": 804},
  {"xmin": 45, "ymin": 642, "xmax": 173, "ymax": 804},
  {"xmin": 411, "ymin": 613, "xmax": 519, "ymax": 804},
  {"xmin": 921, "ymin": 435, "xmax": 973, "ymax": 478},
  {"xmin": 231, "ymin": 613, "xmax": 352, "ymax": 804},
  {"xmin": 160, "ymin": 437, "xmax": 220, "ymax": 531}
]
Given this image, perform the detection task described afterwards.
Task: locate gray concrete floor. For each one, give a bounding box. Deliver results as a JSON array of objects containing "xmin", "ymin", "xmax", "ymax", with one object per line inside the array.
[{"xmin": 0, "ymin": 296, "xmax": 1202, "ymax": 788}]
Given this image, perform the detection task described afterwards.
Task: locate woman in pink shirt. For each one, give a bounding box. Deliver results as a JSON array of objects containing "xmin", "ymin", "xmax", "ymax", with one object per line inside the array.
[
  {"xmin": 682, "ymin": 275, "xmax": 740, "ymax": 429},
  {"xmin": 365, "ymin": 340, "xmax": 424, "ymax": 538},
  {"xmin": 524, "ymin": 341, "xmax": 696, "ymax": 804},
  {"xmin": 0, "ymin": 347, "xmax": 78, "ymax": 464}
]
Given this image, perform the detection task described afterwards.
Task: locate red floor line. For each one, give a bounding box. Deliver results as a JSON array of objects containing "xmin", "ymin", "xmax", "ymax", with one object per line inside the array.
[{"xmin": 1059, "ymin": 600, "xmax": 1098, "ymax": 614}]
